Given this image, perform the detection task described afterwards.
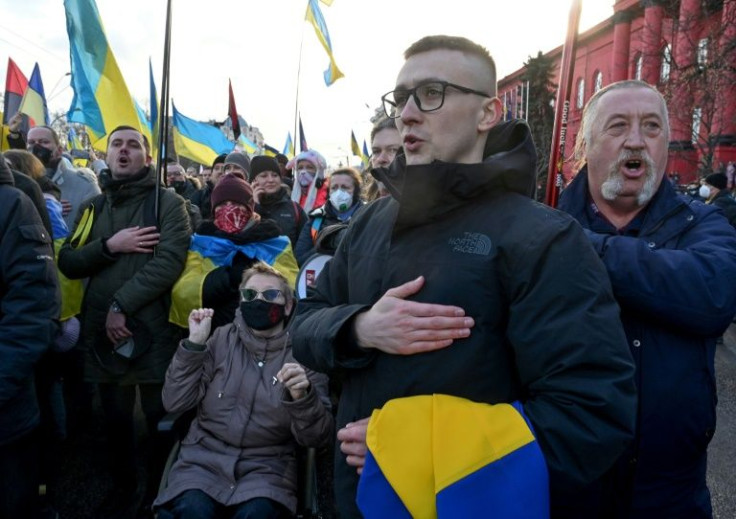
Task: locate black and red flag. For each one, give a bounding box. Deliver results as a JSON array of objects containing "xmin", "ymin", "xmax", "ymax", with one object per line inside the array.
[
  {"xmin": 2, "ymin": 58, "xmax": 30, "ymax": 134},
  {"xmin": 228, "ymin": 79, "xmax": 241, "ymax": 140},
  {"xmin": 299, "ymin": 115, "xmax": 308, "ymax": 152}
]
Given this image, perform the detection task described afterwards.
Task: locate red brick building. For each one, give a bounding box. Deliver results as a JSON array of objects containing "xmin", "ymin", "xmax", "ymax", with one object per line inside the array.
[{"xmin": 499, "ymin": 0, "xmax": 736, "ymax": 184}]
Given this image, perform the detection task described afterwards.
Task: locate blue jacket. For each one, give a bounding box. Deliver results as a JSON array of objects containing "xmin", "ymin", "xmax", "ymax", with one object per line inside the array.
[{"xmin": 559, "ymin": 169, "xmax": 736, "ymax": 519}]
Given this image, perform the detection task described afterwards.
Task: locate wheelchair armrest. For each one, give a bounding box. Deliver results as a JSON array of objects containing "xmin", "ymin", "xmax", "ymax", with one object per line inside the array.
[{"xmin": 157, "ymin": 409, "xmax": 196, "ymax": 437}]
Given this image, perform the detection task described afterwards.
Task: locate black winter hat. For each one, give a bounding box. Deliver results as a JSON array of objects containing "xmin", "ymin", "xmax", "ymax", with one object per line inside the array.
[
  {"xmin": 705, "ymin": 172, "xmax": 728, "ymax": 190},
  {"xmin": 249, "ymin": 156, "xmax": 280, "ymax": 181}
]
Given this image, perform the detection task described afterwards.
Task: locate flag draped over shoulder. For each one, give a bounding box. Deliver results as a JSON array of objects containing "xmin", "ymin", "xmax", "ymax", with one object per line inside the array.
[
  {"xmin": 64, "ymin": 0, "xmax": 151, "ymax": 150},
  {"xmin": 18, "ymin": 63, "xmax": 49, "ymax": 127},
  {"xmin": 172, "ymin": 103, "xmax": 234, "ymax": 166},
  {"xmin": 357, "ymin": 395, "xmax": 549, "ymax": 518},
  {"xmin": 169, "ymin": 234, "xmax": 299, "ymax": 327},
  {"xmin": 283, "ymin": 132, "xmax": 294, "ymax": 157},
  {"xmin": 305, "ymin": 0, "xmax": 343, "ymax": 86}
]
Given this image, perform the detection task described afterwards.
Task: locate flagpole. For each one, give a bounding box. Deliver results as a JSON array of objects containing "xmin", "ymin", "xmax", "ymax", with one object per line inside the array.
[
  {"xmin": 156, "ymin": 0, "xmax": 173, "ymax": 220},
  {"xmin": 544, "ymin": 0, "xmax": 582, "ymax": 208},
  {"xmin": 293, "ymin": 1, "xmax": 308, "ymax": 154}
]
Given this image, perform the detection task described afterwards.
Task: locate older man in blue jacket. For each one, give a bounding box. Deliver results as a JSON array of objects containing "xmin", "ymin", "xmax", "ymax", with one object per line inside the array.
[{"xmin": 558, "ymin": 80, "xmax": 736, "ymax": 519}]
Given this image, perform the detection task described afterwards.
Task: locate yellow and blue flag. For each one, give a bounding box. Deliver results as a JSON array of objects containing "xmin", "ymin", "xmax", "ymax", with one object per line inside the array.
[
  {"xmin": 305, "ymin": 0, "xmax": 344, "ymax": 86},
  {"xmin": 283, "ymin": 132, "xmax": 294, "ymax": 157},
  {"xmin": 64, "ymin": 0, "xmax": 151, "ymax": 151},
  {"xmin": 350, "ymin": 130, "xmax": 363, "ymax": 162},
  {"xmin": 362, "ymin": 139, "xmax": 370, "ymax": 169},
  {"xmin": 263, "ymin": 144, "xmax": 280, "ymax": 157},
  {"xmin": 237, "ymin": 134, "xmax": 259, "ymax": 155},
  {"xmin": 172, "ymin": 103, "xmax": 234, "ymax": 167},
  {"xmin": 149, "ymin": 58, "xmax": 160, "ymax": 161},
  {"xmin": 18, "ymin": 63, "xmax": 49, "ymax": 127},
  {"xmin": 169, "ymin": 234, "xmax": 299, "ymax": 327},
  {"xmin": 357, "ymin": 395, "xmax": 549, "ymax": 518}
]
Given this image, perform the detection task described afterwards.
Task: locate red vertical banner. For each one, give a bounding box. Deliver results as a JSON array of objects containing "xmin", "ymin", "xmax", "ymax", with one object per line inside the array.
[{"xmin": 545, "ymin": 0, "xmax": 583, "ymax": 208}]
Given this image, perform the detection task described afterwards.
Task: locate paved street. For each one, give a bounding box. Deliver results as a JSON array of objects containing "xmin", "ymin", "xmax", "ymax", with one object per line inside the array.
[{"xmin": 708, "ymin": 324, "xmax": 736, "ymax": 519}]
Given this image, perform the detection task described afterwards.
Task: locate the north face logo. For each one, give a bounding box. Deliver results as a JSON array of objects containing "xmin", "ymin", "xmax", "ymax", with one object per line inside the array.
[{"xmin": 448, "ymin": 232, "xmax": 492, "ymax": 255}]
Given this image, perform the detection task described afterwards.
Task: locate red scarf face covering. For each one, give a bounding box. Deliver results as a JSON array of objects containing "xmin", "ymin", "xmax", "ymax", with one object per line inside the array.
[{"xmin": 214, "ymin": 204, "xmax": 251, "ymax": 234}]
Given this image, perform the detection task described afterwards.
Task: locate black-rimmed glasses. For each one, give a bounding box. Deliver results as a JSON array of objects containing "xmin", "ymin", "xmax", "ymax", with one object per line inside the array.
[
  {"xmin": 382, "ymin": 81, "xmax": 491, "ymax": 119},
  {"xmin": 240, "ymin": 288, "xmax": 284, "ymax": 303}
]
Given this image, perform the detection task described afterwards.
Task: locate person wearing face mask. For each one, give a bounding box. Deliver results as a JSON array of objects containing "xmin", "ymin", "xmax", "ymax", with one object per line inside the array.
[
  {"xmin": 26, "ymin": 125, "xmax": 100, "ymax": 228},
  {"xmin": 699, "ymin": 172, "xmax": 736, "ymax": 229},
  {"xmin": 365, "ymin": 117, "xmax": 401, "ymax": 201},
  {"xmin": 287, "ymin": 149, "xmax": 329, "ymax": 213},
  {"xmin": 155, "ymin": 262, "xmax": 333, "ymax": 519},
  {"xmin": 251, "ymin": 155, "xmax": 307, "ymax": 248},
  {"xmin": 294, "ymin": 167, "xmax": 365, "ymax": 265},
  {"xmin": 169, "ymin": 173, "xmax": 299, "ymax": 334},
  {"xmin": 166, "ymin": 159, "xmax": 199, "ymax": 201}
]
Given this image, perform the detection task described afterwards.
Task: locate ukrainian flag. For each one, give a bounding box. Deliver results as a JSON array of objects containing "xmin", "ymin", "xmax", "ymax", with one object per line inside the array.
[
  {"xmin": 169, "ymin": 233, "xmax": 299, "ymax": 328},
  {"xmin": 357, "ymin": 395, "xmax": 549, "ymax": 518},
  {"xmin": 263, "ymin": 144, "xmax": 280, "ymax": 157},
  {"xmin": 18, "ymin": 63, "xmax": 49, "ymax": 127},
  {"xmin": 172, "ymin": 103, "xmax": 234, "ymax": 167},
  {"xmin": 283, "ymin": 133, "xmax": 294, "ymax": 158},
  {"xmin": 237, "ymin": 134, "xmax": 259, "ymax": 155},
  {"xmin": 362, "ymin": 139, "xmax": 370, "ymax": 168},
  {"xmin": 305, "ymin": 0, "xmax": 343, "ymax": 86},
  {"xmin": 64, "ymin": 0, "xmax": 151, "ymax": 151}
]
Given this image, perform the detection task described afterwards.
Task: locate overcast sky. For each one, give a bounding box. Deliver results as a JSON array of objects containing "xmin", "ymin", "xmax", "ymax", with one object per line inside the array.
[{"xmin": 1, "ymin": 0, "xmax": 613, "ymax": 165}]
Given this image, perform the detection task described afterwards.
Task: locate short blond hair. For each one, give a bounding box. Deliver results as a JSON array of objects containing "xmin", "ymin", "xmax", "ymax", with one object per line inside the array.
[{"xmin": 239, "ymin": 262, "xmax": 293, "ymax": 303}]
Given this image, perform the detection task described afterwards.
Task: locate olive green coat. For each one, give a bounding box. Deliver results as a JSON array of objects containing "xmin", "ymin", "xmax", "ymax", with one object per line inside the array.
[{"xmin": 59, "ymin": 167, "xmax": 191, "ymax": 384}]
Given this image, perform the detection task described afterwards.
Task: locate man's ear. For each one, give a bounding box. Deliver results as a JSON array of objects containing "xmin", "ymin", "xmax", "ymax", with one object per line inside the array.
[
  {"xmin": 145, "ymin": 152, "xmax": 153, "ymax": 166},
  {"xmin": 479, "ymin": 97, "xmax": 503, "ymax": 132}
]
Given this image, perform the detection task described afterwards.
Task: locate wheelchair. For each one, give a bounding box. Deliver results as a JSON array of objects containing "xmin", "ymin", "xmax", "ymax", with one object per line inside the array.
[{"xmin": 154, "ymin": 410, "xmax": 329, "ymax": 519}]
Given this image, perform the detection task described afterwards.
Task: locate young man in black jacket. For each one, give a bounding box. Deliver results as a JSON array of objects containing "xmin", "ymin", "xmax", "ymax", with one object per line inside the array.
[{"xmin": 291, "ymin": 35, "xmax": 637, "ymax": 518}]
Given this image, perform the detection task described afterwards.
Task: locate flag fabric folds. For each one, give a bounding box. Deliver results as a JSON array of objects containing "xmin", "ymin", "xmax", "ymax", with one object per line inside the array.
[
  {"xmin": 357, "ymin": 395, "xmax": 549, "ymax": 518},
  {"xmin": 299, "ymin": 116, "xmax": 308, "ymax": 152},
  {"xmin": 263, "ymin": 144, "xmax": 280, "ymax": 157},
  {"xmin": 149, "ymin": 59, "xmax": 159, "ymax": 160},
  {"xmin": 64, "ymin": 0, "xmax": 151, "ymax": 150},
  {"xmin": 237, "ymin": 134, "xmax": 258, "ymax": 155},
  {"xmin": 350, "ymin": 130, "xmax": 361, "ymax": 157},
  {"xmin": 2, "ymin": 58, "xmax": 30, "ymax": 149},
  {"xmin": 172, "ymin": 103, "xmax": 234, "ymax": 166},
  {"xmin": 362, "ymin": 139, "xmax": 370, "ymax": 168},
  {"xmin": 305, "ymin": 0, "xmax": 344, "ymax": 86},
  {"xmin": 283, "ymin": 132, "xmax": 294, "ymax": 157},
  {"xmin": 169, "ymin": 234, "xmax": 298, "ymax": 327},
  {"xmin": 228, "ymin": 79, "xmax": 241, "ymax": 139},
  {"xmin": 18, "ymin": 63, "xmax": 50, "ymax": 127}
]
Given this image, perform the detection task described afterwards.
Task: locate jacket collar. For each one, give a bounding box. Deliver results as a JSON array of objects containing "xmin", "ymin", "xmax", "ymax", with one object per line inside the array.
[
  {"xmin": 371, "ymin": 120, "xmax": 536, "ymax": 230},
  {"xmin": 234, "ymin": 311, "xmax": 289, "ymax": 359},
  {"xmin": 99, "ymin": 165, "xmax": 158, "ymax": 203},
  {"xmin": 559, "ymin": 166, "xmax": 692, "ymax": 238}
]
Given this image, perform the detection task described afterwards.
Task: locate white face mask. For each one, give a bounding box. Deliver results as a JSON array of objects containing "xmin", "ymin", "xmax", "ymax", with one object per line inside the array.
[
  {"xmin": 298, "ymin": 169, "xmax": 315, "ymax": 187},
  {"xmin": 699, "ymin": 185, "xmax": 711, "ymax": 199},
  {"xmin": 329, "ymin": 189, "xmax": 353, "ymax": 212}
]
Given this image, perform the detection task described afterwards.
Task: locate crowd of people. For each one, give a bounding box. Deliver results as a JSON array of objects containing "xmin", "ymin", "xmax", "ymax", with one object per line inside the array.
[{"xmin": 2, "ymin": 34, "xmax": 736, "ymax": 519}]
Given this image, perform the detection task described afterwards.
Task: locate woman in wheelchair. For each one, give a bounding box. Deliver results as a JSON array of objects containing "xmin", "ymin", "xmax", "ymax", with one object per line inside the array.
[{"xmin": 154, "ymin": 262, "xmax": 333, "ymax": 519}]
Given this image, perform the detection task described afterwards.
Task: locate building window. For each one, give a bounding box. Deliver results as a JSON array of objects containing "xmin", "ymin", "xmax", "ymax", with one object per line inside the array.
[
  {"xmin": 593, "ymin": 71, "xmax": 603, "ymax": 93},
  {"xmin": 660, "ymin": 43, "xmax": 671, "ymax": 83},
  {"xmin": 635, "ymin": 54, "xmax": 643, "ymax": 80},
  {"xmin": 692, "ymin": 107, "xmax": 702, "ymax": 143},
  {"xmin": 697, "ymin": 38, "xmax": 708, "ymax": 70},
  {"xmin": 576, "ymin": 78, "xmax": 585, "ymax": 109}
]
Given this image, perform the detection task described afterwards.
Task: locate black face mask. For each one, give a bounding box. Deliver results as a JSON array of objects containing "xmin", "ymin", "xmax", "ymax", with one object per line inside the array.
[
  {"xmin": 240, "ymin": 300, "xmax": 286, "ymax": 331},
  {"xmin": 30, "ymin": 144, "xmax": 53, "ymax": 167},
  {"xmin": 171, "ymin": 180, "xmax": 187, "ymax": 193}
]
